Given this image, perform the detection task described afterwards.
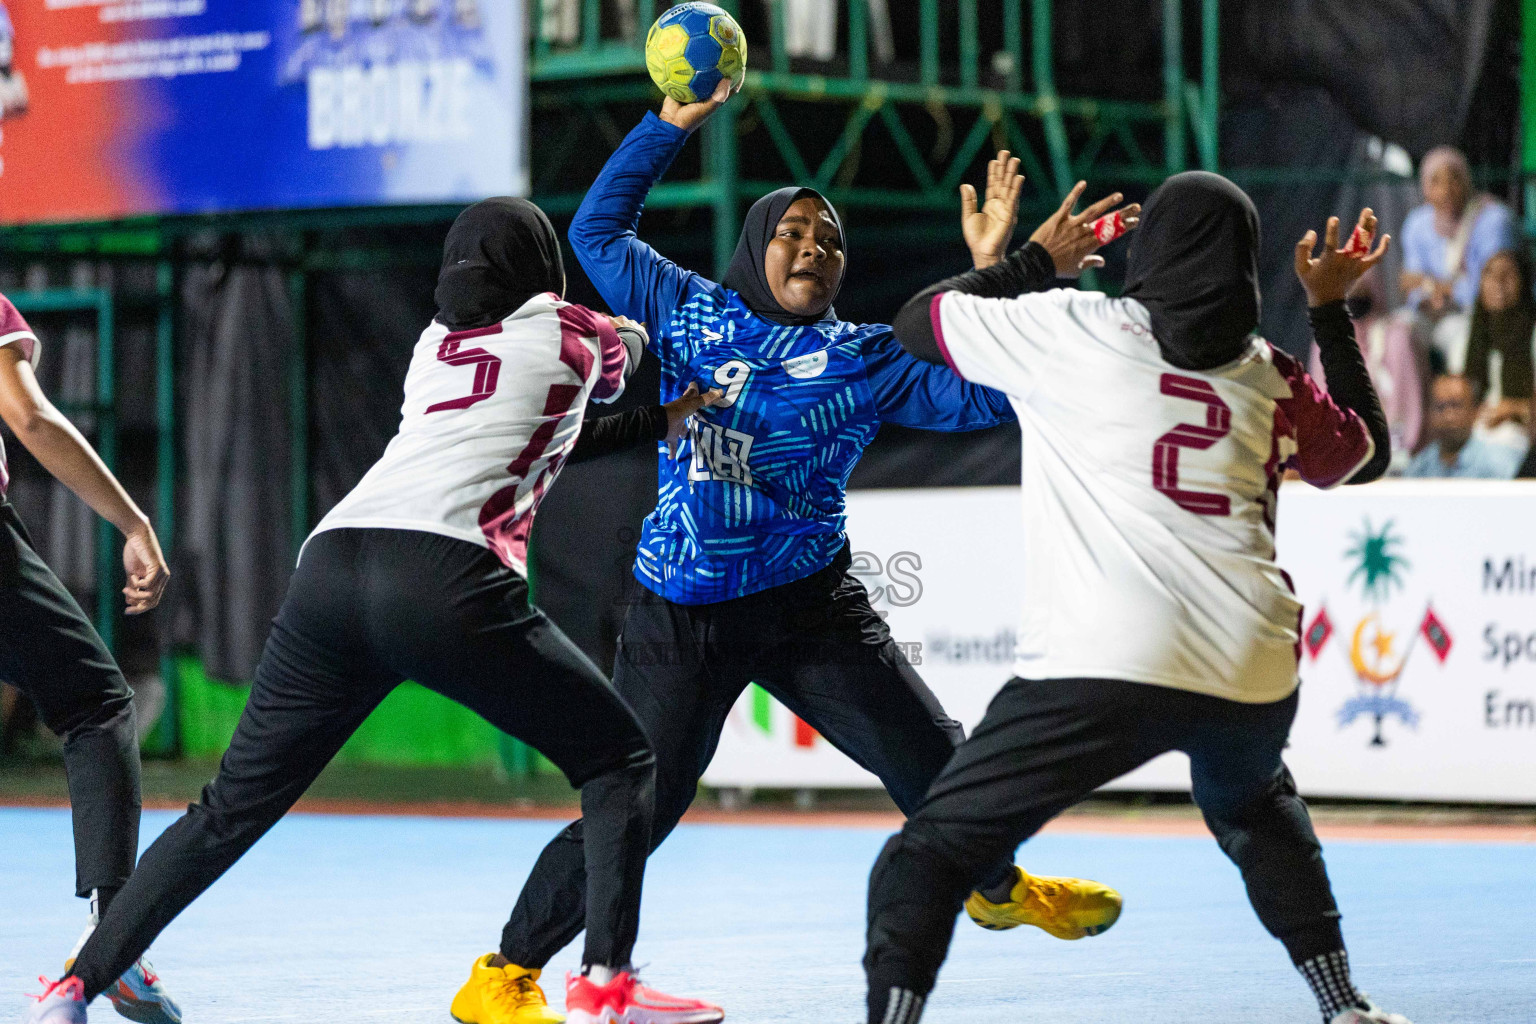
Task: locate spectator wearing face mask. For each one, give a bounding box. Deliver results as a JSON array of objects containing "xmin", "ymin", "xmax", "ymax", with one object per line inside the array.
[
  {"xmin": 1400, "ymin": 146, "xmax": 1516, "ymax": 318},
  {"xmin": 1404, "ymin": 373, "xmax": 1525, "ymax": 478}
]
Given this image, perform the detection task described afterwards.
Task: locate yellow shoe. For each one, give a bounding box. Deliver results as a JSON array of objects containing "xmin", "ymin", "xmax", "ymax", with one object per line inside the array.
[
  {"xmin": 450, "ymin": 954, "xmax": 565, "ymax": 1024},
  {"xmin": 965, "ymin": 865, "xmax": 1123, "ymax": 940}
]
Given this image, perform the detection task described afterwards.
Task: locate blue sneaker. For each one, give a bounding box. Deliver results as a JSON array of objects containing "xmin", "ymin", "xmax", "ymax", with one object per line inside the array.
[
  {"xmin": 98, "ymin": 960, "xmax": 180, "ymax": 1024},
  {"xmin": 62, "ymin": 955, "xmax": 180, "ymax": 1024}
]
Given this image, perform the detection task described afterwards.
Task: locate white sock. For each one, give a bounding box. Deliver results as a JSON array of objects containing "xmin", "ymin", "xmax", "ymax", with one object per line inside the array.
[
  {"xmin": 66, "ymin": 892, "xmax": 101, "ymax": 964},
  {"xmin": 584, "ymin": 965, "xmax": 618, "ymax": 985}
]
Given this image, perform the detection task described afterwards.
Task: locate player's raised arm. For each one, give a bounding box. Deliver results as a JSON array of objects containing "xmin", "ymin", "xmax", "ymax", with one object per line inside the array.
[
  {"xmin": 1289, "ymin": 209, "xmax": 1393, "ymax": 485},
  {"xmin": 568, "ymin": 81, "xmax": 736, "ymax": 336},
  {"xmin": 0, "ymin": 342, "xmax": 167, "ymax": 613},
  {"xmin": 891, "ymin": 177, "xmax": 1138, "ymax": 373}
]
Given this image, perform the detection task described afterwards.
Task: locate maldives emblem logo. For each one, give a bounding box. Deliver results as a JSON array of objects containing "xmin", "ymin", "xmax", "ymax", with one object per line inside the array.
[{"xmin": 1304, "ymin": 519, "xmax": 1452, "ymax": 747}]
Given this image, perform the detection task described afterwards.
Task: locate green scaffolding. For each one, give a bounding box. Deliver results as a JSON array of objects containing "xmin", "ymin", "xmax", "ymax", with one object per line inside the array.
[{"xmin": 533, "ymin": 0, "xmax": 1222, "ymax": 276}]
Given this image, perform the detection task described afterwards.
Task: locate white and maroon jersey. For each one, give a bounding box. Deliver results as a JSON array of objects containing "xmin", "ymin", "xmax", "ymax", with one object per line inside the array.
[
  {"xmin": 310, "ymin": 292, "xmax": 630, "ymax": 575},
  {"xmin": 0, "ymin": 294, "xmax": 39, "ymax": 495},
  {"xmin": 932, "ymin": 288, "xmax": 1374, "ymax": 703}
]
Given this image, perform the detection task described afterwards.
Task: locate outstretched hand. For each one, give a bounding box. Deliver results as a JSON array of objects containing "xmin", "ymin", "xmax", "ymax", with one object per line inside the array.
[
  {"xmin": 659, "ymin": 78, "xmax": 737, "ymax": 133},
  {"xmin": 608, "ymin": 314, "xmax": 649, "ymax": 343},
  {"xmin": 664, "ymin": 382, "xmax": 725, "ymax": 458},
  {"xmin": 1294, "ymin": 208, "xmax": 1390, "ymax": 307},
  {"xmin": 1027, "ymin": 181, "xmax": 1141, "ymax": 278},
  {"xmin": 962, "ymin": 151, "xmax": 1025, "ymax": 269}
]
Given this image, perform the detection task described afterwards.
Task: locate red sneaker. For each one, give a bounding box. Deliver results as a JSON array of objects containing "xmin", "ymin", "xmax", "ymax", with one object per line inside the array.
[{"xmin": 564, "ymin": 971, "xmax": 723, "ymax": 1024}]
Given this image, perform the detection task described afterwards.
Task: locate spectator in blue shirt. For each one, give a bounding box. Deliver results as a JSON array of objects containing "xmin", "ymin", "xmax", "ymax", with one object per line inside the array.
[
  {"xmin": 1400, "ymin": 146, "xmax": 1515, "ymax": 315},
  {"xmin": 1405, "ymin": 373, "xmax": 1525, "ymax": 478}
]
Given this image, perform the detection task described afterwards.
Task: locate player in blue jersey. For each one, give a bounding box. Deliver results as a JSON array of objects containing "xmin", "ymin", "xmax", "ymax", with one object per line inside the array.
[{"xmin": 493, "ymin": 84, "xmax": 1135, "ymax": 1005}]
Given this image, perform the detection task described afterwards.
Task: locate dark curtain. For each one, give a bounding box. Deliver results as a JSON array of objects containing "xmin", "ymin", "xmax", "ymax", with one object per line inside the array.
[
  {"xmin": 529, "ymin": 356, "xmax": 661, "ymax": 672},
  {"xmin": 177, "ymin": 255, "xmax": 294, "ymax": 682},
  {"xmin": 1228, "ymin": 0, "xmax": 1498, "ymax": 160},
  {"xmin": 43, "ymin": 319, "xmax": 99, "ymax": 593},
  {"xmin": 308, "ymin": 266, "xmax": 435, "ymax": 522}
]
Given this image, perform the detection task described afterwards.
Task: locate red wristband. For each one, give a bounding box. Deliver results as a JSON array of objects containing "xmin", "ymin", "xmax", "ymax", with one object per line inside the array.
[
  {"xmin": 1089, "ymin": 210, "xmax": 1127, "ymax": 246},
  {"xmin": 1341, "ymin": 223, "xmax": 1373, "ymax": 257}
]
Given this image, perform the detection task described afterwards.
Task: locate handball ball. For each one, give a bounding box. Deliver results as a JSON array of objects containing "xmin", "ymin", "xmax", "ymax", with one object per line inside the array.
[{"xmin": 646, "ymin": 2, "xmax": 747, "ymax": 105}]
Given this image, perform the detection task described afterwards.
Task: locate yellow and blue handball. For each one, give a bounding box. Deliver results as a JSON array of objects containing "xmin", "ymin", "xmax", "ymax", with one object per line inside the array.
[{"xmin": 645, "ymin": 2, "xmax": 747, "ymax": 105}]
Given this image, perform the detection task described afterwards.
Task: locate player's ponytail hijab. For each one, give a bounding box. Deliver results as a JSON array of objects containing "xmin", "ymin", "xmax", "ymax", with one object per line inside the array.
[
  {"xmin": 435, "ymin": 197, "xmax": 566, "ymax": 331},
  {"xmin": 1123, "ymin": 171, "xmax": 1262, "ymax": 371},
  {"xmin": 725, "ymin": 186, "xmax": 844, "ymax": 326}
]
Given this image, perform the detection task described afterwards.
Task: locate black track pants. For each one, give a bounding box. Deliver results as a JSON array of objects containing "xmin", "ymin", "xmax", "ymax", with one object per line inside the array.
[
  {"xmin": 0, "ymin": 500, "xmax": 140, "ymax": 898},
  {"xmin": 864, "ymin": 676, "xmax": 1344, "ymax": 1024},
  {"xmin": 68, "ymin": 528, "xmax": 656, "ymax": 1000},
  {"xmin": 500, "ymin": 544, "xmax": 1013, "ymax": 968}
]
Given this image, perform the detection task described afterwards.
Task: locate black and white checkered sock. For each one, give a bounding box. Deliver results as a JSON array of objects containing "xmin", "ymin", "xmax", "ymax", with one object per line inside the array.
[
  {"xmin": 878, "ymin": 986, "xmax": 926, "ymax": 1024},
  {"xmin": 1297, "ymin": 949, "xmax": 1368, "ymax": 1021}
]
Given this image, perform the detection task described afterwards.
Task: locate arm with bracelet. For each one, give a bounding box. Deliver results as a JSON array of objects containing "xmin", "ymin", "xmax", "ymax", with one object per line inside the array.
[{"xmin": 1293, "ymin": 210, "xmax": 1394, "ymax": 484}]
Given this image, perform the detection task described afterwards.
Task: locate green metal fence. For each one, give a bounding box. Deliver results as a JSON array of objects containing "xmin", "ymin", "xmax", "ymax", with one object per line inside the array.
[{"xmin": 532, "ymin": 0, "xmax": 1221, "ymax": 275}]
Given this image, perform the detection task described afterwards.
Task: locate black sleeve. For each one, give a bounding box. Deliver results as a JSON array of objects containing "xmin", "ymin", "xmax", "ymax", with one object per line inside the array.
[
  {"xmin": 567, "ymin": 405, "xmax": 668, "ymax": 465},
  {"xmin": 1310, "ymin": 301, "xmax": 1391, "ymax": 484},
  {"xmin": 892, "ymin": 242, "xmax": 1058, "ymax": 364}
]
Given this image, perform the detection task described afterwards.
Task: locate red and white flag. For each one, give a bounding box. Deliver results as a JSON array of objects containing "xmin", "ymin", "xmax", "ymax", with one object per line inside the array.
[
  {"xmin": 1419, "ymin": 606, "xmax": 1453, "ymax": 663},
  {"xmin": 1304, "ymin": 606, "xmax": 1334, "ymax": 660}
]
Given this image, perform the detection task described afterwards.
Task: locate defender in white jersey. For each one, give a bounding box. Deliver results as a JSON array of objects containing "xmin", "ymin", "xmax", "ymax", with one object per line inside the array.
[
  {"xmin": 312, "ymin": 288, "xmax": 633, "ymax": 575},
  {"xmin": 861, "ymin": 175, "xmax": 1412, "ymax": 1024},
  {"xmin": 33, "ymin": 199, "xmax": 724, "ymax": 1024}
]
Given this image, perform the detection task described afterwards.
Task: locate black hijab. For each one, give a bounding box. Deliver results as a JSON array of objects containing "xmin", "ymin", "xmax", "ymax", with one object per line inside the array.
[
  {"xmin": 1123, "ymin": 171, "xmax": 1261, "ymax": 370},
  {"xmin": 435, "ymin": 197, "xmax": 565, "ymax": 331},
  {"xmin": 723, "ymin": 186, "xmax": 843, "ymax": 326}
]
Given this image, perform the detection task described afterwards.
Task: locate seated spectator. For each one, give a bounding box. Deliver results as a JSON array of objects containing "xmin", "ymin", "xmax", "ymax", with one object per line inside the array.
[
  {"xmin": 1404, "ymin": 374, "xmax": 1526, "ymax": 479},
  {"xmin": 1463, "ymin": 248, "xmax": 1535, "ymax": 449},
  {"xmin": 1309, "ymin": 270, "xmax": 1425, "ymax": 473},
  {"xmin": 1400, "ymin": 146, "xmax": 1516, "ymax": 317}
]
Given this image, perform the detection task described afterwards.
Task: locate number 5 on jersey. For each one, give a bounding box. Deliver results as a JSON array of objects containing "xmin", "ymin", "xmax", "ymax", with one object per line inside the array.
[{"xmin": 426, "ymin": 331, "xmax": 502, "ymax": 414}]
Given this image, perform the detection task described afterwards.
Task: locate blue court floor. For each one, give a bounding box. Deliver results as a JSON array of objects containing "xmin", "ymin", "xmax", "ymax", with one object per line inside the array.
[{"xmin": 2, "ymin": 808, "xmax": 1531, "ymax": 1023}]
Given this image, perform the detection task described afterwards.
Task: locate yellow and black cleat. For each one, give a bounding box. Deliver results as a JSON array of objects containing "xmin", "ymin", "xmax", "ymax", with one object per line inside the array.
[{"xmin": 965, "ymin": 865, "xmax": 1123, "ymax": 940}]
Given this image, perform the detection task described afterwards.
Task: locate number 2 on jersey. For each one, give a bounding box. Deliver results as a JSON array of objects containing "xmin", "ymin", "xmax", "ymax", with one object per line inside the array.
[{"xmin": 1152, "ymin": 373, "xmax": 1231, "ymax": 517}]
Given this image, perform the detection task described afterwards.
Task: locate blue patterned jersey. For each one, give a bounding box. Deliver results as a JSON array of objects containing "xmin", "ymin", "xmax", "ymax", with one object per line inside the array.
[{"xmin": 571, "ymin": 113, "xmax": 1014, "ymax": 604}]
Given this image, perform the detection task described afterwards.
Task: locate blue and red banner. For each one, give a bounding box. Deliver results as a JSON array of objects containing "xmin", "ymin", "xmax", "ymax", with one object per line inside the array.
[{"xmin": 0, "ymin": 1, "xmax": 524, "ymax": 225}]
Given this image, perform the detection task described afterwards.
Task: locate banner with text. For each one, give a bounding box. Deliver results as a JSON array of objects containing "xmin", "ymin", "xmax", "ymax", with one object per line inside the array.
[
  {"xmin": 702, "ymin": 482, "xmax": 1536, "ymax": 803},
  {"xmin": 0, "ymin": 1, "xmax": 523, "ymax": 223}
]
